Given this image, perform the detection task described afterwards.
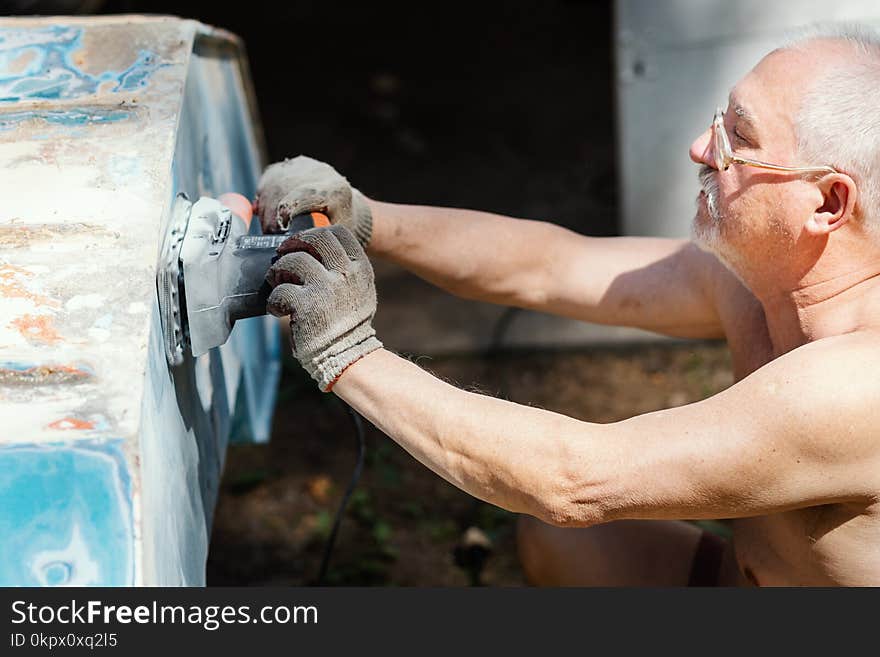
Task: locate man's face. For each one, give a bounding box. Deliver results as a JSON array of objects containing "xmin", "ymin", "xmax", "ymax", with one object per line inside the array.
[{"xmin": 688, "ymin": 48, "xmax": 828, "ymax": 281}]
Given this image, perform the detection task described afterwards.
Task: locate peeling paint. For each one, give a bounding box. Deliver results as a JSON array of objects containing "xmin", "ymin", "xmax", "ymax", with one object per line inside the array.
[
  {"xmin": 10, "ymin": 313, "xmax": 61, "ymax": 344},
  {"xmin": 0, "ymin": 107, "xmax": 133, "ymax": 132},
  {"xmin": 48, "ymin": 417, "xmax": 95, "ymax": 430},
  {"xmin": 0, "ymin": 263, "xmax": 59, "ymax": 307},
  {"xmin": 0, "ymin": 16, "xmax": 276, "ymax": 586},
  {"xmin": 0, "ymin": 222, "xmax": 118, "ymax": 249},
  {"xmin": 0, "ymin": 25, "xmax": 168, "ymax": 103},
  {"xmin": 0, "ymin": 362, "xmax": 92, "ymax": 386}
]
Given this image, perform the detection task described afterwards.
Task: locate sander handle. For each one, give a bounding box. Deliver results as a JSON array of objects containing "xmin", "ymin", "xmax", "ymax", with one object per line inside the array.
[
  {"xmin": 227, "ymin": 211, "xmax": 330, "ymax": 322},
  {"xmin": 234, "ymin": 212, "xmax": 331, "ymax": 250}
]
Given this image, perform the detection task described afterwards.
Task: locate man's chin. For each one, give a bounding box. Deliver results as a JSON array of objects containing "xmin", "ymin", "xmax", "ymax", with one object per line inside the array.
[
  {"xmin": 691, "ymin": 212, "xmax": 749, "ymax": 283},
  {"xmin": 693, "ymin": 232, "xmax": 716, "ymax": 254},
  {"xmin": 691, "ymin": 207, "xmax": 719, "ymax": 254}
]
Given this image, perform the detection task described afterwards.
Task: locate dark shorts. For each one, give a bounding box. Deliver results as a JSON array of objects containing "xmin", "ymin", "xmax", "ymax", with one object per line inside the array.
[{"xmin": 687, "ymin": 530, "xmax": 728, "ymax": 587}]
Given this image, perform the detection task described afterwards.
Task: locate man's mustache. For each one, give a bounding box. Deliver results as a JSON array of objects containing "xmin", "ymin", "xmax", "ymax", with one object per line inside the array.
[
  {"xmin": 699, "ymin": 165, "xmax": 718, "ymax": 195},
  {"xmin": 698, "ymin": 165, "xmax": 721, "ymax": 221}
]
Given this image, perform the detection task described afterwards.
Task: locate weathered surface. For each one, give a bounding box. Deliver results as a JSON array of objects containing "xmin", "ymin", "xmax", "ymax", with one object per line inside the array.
[{"xmin": 0, "ymin": 16, "xmax": 277, "ymax": 585}]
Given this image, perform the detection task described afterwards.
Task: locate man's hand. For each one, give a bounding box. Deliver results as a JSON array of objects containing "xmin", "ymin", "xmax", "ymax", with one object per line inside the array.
[
  {"xmin": 254, "ymin": 155, "xmax": 373, "ymax": 246},
  {"xmin": 266, "ymin": 224, "xmax": 382, "ymax": 391}
]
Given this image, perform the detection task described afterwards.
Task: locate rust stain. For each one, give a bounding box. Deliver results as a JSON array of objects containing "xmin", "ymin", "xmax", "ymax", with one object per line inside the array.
[
  {"xmin": 0, "ymin": 263, "xmax": 31, "ymax": 278},
  {"xmin": 48, "ymin": 417, "xmax": 95, "ymax": 431},
  {"xmin": 0, "ymin": 264, "xmax": 59, "ymax": 307},
  {"xmin": 6, "ymin": 139, "xmax": 76, "ymax": 165},
  {"xmin": 0, "ymin": 222, "xmax": 115, "ymax": 249},
  {"xmin": 0, "ymin": 364, "xmax": 92, "ymax": 386},
  {"xmin": 10, "ymin": 314, "xmax": 62, "ymax": 344}
]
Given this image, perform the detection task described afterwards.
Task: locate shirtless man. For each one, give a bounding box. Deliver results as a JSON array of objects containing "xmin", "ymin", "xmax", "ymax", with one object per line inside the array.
[{"xmin": 254, "ymin": 26, "xmax": 880, "ymax": 586}]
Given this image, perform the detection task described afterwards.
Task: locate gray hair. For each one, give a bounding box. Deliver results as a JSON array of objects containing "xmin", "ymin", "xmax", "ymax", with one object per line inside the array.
[{"xmin": 783, "ymin": 23, "xmax": 880, "ymax": 230}]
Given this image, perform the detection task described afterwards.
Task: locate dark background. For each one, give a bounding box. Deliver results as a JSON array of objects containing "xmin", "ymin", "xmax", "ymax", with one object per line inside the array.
[{"xmin": 96, "ymin": 0, "xmax": 619, "ymax": 234}]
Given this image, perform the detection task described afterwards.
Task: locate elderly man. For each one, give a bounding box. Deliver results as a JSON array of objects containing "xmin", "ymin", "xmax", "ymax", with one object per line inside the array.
[{"xmin": 254, "ymin": 25, "xmax": 880, "ymax": 586}]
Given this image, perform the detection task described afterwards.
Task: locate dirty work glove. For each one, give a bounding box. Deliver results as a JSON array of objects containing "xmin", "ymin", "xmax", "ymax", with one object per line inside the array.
[
  {"xmin": 254, "ymin": 155, "xmax": 373, "ymax": 247},
  {"xmin": 266, "ymin": 224, "xmax": 382, "ymax": 391}
]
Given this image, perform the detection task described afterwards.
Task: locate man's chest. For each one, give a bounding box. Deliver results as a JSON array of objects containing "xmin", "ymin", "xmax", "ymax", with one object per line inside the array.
[
  {"xmin": 717, "ymin": 294, "xmax": 880, "ymax": 584},
  {"xmin": 731, "ymin": 503, "xmax": 880, "ymax": 585}
]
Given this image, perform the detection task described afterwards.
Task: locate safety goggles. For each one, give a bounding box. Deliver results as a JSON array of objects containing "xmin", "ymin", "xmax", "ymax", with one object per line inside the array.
[{"xmin": 711, "ymin": 107, "xmax": 837, "ymax": 176}]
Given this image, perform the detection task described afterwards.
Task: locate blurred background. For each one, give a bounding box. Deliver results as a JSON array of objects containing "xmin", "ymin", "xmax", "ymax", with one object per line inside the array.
[{"xmin": 6, "ymin": 0, "xmax": 880, "ymax": 585}]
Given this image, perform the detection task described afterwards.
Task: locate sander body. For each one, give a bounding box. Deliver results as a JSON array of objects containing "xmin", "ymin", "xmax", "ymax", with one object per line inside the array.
[{"xmin": 158, "ymin": 193, "xmax": 326, "ymax": 366}]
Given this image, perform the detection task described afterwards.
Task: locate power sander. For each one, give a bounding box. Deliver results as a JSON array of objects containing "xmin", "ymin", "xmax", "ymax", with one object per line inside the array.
[{"xmin": 157, "ymin": 192, "xmax": 328, "ymax": 366}]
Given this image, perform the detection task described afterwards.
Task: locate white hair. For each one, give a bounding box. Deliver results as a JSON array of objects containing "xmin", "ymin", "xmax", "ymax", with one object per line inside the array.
[{"xmin": 783, "ymin": 23, "xmax": 880, "ymax": 231}]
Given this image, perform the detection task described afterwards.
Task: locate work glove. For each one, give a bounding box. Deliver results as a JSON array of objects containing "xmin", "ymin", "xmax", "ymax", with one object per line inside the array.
[
  {"xmin": 265, "ymin": 224, "xmax": 382, "ymax": 392},
  {"xmin": 254, "ymin": 155, "xmax": 374, "ymax": 247}
]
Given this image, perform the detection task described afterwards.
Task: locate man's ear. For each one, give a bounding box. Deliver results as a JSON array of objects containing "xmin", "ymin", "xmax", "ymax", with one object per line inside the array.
[{"xmin": 804, "ymin": 174, "xmax": 858, "ymax": 236}]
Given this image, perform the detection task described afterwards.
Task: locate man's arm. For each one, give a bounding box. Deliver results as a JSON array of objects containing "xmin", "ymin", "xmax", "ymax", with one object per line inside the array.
[
  {"xmin": 368, "ymin": 199, "xmax": 728, "ymax": 338},
  {"xmin": 335, "ymin": 338, "xmax": 880, "ymax": 526},
  {"xmin": 254, "ymin": 158, "xmax": 731, "ymax": 340}
]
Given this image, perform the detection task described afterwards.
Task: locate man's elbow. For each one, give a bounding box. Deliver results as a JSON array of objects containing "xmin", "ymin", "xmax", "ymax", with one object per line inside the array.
[
  {"xmin": 530, "ymin": 469, "xmax": 614, "ymax": 529},
  {"xmin": 533, "ymin": 501, "xmax": 605, "ymax": 528},
  {"xmin": 447, "ymin": 270, "xmax": 550, "ymax": 308},
  {"xmin": 441, "ymin": 269, "xmax": 480, "ymax": 299}
]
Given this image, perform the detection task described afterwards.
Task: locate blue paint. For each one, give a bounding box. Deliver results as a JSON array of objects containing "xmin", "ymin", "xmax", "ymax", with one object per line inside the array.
[
  {"xmin": 0, "ymin": 108, "xmax": 132, "ymax": 132},
  {"xmin": 0, "ymin": 25, "xmax": 167, "ymax": 103},
  {"xmin": 0, "ymin": 360, "xmax": 94, "ymax": 375},
  {"xmin": 43, "ymin": 561, "xmax": 72, "ymax": 586},
  {"xmin": 92, "ymin": 313, "xmax": 113, "ymax": 330},
  {"xmin": 0, "ymin": 439, "xmax": 134, "ymax": 586},
  {"xmin": 230, "ymin": 317, "xmax": 280, "ymax": 444},
  {"xmin": 115, "ymin": 51, "xmax": 162, "ymax": 92}
]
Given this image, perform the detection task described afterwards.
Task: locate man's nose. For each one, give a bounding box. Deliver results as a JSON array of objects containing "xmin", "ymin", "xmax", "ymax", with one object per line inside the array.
[{"xmin": 689, "ymin": 127, "xmax": 714, "ymax": 167}]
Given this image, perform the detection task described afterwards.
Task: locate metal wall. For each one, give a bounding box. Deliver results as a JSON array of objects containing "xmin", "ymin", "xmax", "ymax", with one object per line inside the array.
[
  {"xmin": 0, "ymin": 17, "xmax": 278, "ymax": 586},
  {"xmin": 615, "ymin": 0, "xmax": 880, "ymax": 237}
]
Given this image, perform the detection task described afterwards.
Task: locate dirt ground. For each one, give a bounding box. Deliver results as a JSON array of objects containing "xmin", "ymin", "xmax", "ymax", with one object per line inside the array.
[{"xmin": 206, "ymin": 340, "xmax": 734, "ymax": 586}]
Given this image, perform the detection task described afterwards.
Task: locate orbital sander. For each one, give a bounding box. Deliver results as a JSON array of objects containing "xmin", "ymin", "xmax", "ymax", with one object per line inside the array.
[{"xmin": 157, "ymin": 192, "xmax": 327, "ymax": 366}]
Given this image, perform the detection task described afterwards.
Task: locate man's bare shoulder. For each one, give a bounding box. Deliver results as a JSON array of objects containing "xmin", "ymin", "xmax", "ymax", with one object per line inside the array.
[
  {"xmin": 683, "ymin": 243, "xmax": 772, "ymax": 376},
  {"xmin": 773, "ymin": 330, "xmax": 880, "ymax": 389},
  {"xmin": 740, "ymin": 332, "xmax": 880, "ymax": 493},
  {"xmin": 602, "ymin": 327, "xmax": 880, "ymax": 519}
]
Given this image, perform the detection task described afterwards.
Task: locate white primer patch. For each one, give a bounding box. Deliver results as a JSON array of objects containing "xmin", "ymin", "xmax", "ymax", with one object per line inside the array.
[
  {"xmin": 30, "ymin": 524, "xmax": 101, "ymax": 586},
  {"xmin": 66, "ymin": 294, "xmax": 105, "ymax": 310}
]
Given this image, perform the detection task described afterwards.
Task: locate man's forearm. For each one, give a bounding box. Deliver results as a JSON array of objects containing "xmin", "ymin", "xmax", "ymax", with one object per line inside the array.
[
  {"xmin": 366, "ymin": 199, "xmax": 571, "ymax": 307},
  {"xmin": 333, "ymin": 348, "xmax": 609, "ymax": 526}
]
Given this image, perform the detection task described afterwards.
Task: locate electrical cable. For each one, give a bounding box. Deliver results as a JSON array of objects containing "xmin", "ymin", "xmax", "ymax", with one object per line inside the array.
[
  {"xmin": 315, "ymin": 399, "xmax": 366, "ymax": 585},
  {"xmin": 316, "ymin": 307, "xmax": 519, "ymax": 584},
  {"xmin": 487, "ymin": 306, "xmax": 521, "ymax": 360}
]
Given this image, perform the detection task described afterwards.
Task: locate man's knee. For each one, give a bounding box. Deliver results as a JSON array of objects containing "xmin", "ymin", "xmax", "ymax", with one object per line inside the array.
[
  {"xmin": 516, "ymin": 515, "xmax": 541, "ymax": 583},
  {"xmin": 517, "ymin": 514, "xmax": 567, "ymax": 585},
  {"xmin": 516, "ymin": 515, "xmax": 707, "ymax": 586}
]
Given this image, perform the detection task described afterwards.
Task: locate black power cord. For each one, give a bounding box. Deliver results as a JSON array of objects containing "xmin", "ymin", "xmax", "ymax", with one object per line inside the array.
[
  {"xmin": 487, "ymin": 306, "xmax": 521, "ymax": 361},
  {"xmin": 315, "ymin": 399, "xmax": 366, "ymax": 585},
  {"xmin": 315, "ymin": 307, "xmax": 519, "ymax": 585}
]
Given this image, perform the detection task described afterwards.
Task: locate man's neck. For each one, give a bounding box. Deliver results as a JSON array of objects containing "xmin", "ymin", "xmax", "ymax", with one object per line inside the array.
[{"xmin": 758, "ymin": 262, "xmax": 880, "ymax": 356}]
